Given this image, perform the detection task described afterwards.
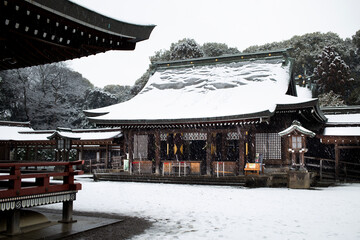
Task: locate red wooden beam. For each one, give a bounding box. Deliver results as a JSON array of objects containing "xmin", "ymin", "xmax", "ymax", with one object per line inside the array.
[{"xmin": 0, "ymin": 161, "xmax": 83, "ymax": 199}]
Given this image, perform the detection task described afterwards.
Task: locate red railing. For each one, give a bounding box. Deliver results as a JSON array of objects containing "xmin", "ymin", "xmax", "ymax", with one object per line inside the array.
[{"xmin": 0, "ymin": 160, "xmax": 83, "ymax": 199}]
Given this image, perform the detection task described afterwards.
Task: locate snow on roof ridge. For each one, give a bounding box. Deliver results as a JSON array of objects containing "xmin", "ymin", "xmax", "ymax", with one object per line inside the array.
[{"xmin": 153, "ymin": 49, "xmax": 290, "ymax": 69}]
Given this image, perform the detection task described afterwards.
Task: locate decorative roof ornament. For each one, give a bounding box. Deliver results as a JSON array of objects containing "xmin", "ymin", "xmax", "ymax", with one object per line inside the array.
[{"xmin": 278, "ymin": 120, "xmax": 316, "ymax": 137}]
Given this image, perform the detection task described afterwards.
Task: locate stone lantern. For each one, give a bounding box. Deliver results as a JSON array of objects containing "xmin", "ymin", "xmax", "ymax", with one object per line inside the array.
[
  {"xmin": 279, "ymin": 120, "xmax": 316, "ymax": 188},
  {"xmin": 279, "ymin": 120, "xmax": 315, "ymax": 170},
  {"xmin": 48, "ymin": 130, "xmax": 80, "ymax": 161}
]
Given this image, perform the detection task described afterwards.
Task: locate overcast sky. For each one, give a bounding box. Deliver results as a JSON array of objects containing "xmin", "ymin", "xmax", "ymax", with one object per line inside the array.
[{"xmin": 68, "ymin": 0, "xmax": 360, "ymax": 88}]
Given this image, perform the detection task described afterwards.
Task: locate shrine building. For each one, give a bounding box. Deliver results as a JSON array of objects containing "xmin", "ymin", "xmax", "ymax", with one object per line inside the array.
[{"xmin": 85, "ymin": 49, "xmax": 327, "ymax": 176}]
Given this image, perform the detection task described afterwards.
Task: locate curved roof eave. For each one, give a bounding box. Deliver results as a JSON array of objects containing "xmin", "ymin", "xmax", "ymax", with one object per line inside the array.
[
  {"xmin": 276, "ymin": 98, "xmax": 327, "ymax": 123},
  {"xmin": 89, "ymin": 110, "xmax": 274, "ymax": 126},
  {"xmin": 28, "ymin": 0, "xmax": 156, "ymax": 41}
]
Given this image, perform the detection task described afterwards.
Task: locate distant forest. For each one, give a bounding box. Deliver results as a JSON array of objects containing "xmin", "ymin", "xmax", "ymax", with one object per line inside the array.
[{"xmin": 0, "ymin": 30, "xmax": 359, "ymax": 129}]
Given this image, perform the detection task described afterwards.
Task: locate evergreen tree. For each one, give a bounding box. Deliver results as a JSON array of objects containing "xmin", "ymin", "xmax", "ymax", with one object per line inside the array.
[
  {"xmin": 103, "ymin": 84, "xmax": 132, "ymax": 103},
  {"xmin": 149, "ymin": 49, "xmax": 171, "ymax": 63},
  {"xmin": 318, "ymin": 90, "xmax": 345, "ymax": 107},
  {"xmin": 169, "ymin": 38, "xmax": 204, "ymax": 60},
  {"xmin": 313, "ymin": 46, "xmax": 353, "ymax": 101},
  {"xmin": 353, "ymin": 30, "xmax": 360, "ymax": 53},
  {"xmin": 82, "ymin": 88, "xmax": 118, "ymax": 110},
  {"xmin": 202, "ymin": 42, "xmax": 240, "ymax": 57},
  {"xmin": 243, "ymin": 32, "xmax": 352, "ymax": 80},
  {"xmin": 130, "ymin": 69, "xmax": 152, "ymax": 96}
]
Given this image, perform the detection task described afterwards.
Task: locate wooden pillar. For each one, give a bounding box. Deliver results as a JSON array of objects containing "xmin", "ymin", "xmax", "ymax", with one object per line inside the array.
[
  {"xmin": 335, "ymin": 143, "xmax": 339, "ymax": 180},
  {"xmin": 14, "ymin": 146, "xmax": 18, "ymax": 161},
  {"xmin": 245, "ymin": 130, "xmax": 249, "ymax": 163},
  {"xmin": 249, "ymin": 129, "xmax": 255, "ymax": 161},
  {"xmin": 155, "ymin": 130, "xmax": 161, "ymax": 175},
  {"xmin": 79, "ymin": 146, "xmax": 83, "ymax": 160},
  {"xmin": 291, "ymin": 151, "xmax": 296, "ymax": 167},
  {"xmin": 62, "ymin": 148, "xmax": 66, "ymax": 162},
  {"xmin": 238, "ymin": 132, "xmax": 245, "ymax": 175},
  {"xmin": 105, "ymin": 144, "xmax": 109, "ymax": 169},
  {"xmin": 96, "ymin": 151, "xmax": 100, "ymax": 163},
  {"xmin": 56, "ymin": 147, "xmax": 60, "ymax": 161},
  {"xmin": 128, "ymin": 131, "xmax": 134, "ymax": 174},
  {"xmin": 6, "ymin": 209, "xmax": 21, "ymax": 235},
  {"xmin": 283, "ymin": 137, "xmax": 291, "ymax": 165},
  {"xmin": 206, "ymin": 132, "xmax": 212, "ymax": 176},
  {"xmin": 34, "ymin": 145, "xmax": 38, "ymax": 161},
  {"xmin": 59, "ymin": 201, "xmax": 76, "ymax": 223},
  {"xmin": 300, "ymin": 152, "xmax": 305, "ymax": 167},
  {"xmin": 221, "ymin": 133, "xmax": 227, "ymax": 161}
]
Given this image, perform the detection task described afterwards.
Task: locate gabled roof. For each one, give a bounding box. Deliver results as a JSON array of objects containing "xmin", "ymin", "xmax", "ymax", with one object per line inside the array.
[
  {"xmin": 278, "ymin": 120, "xmax": 316, "ymax": 137},
  {"xmin": 48, "ymin": 128, "xmax": 122, "ymax": 141},
  {"xmin": 85, "ymin": 50, "xmax": 322, "ymax": 127},
  {"xmin": 85, "ymin": 50, "xmax": 322, "ymax": 125}
]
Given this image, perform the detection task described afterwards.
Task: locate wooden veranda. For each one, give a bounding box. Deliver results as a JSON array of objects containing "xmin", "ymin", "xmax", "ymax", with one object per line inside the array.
[{"xmin": 0, "ymin": 160, "xmax": 83, "ymax": 235}]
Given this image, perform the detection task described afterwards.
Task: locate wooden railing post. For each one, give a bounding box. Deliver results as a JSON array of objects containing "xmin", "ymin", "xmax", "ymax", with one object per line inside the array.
[
  {"xmin": 9, "ymin": 166, "xmax": 21, "ymax": 195},
  {"xmin": 320, "ymin": 159, "xmax": 323, "ymax": 181}
]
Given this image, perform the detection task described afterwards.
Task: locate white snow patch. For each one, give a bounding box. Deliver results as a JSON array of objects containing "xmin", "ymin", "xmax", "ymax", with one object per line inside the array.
[
  {"xmin": 323, "ymin": 127, "xmax": 360, "ymax": 136},
  {"xmin": 43, "ymin": 178, "xmax": 360, "ymax": 240},
  {"xmin": 0, "ymin": 126, "xmax": 49, "ymax": 141},
  {"xmin": 296, "ymin": 85, "xmax": 313, "ymax": 99},
  {"xmin": 0, "ymin": 126, "xmax": 121, "ymax": 141},
  {"xmin": 325, "ymin": 114, "xmax": 360, "ymax": 124}
]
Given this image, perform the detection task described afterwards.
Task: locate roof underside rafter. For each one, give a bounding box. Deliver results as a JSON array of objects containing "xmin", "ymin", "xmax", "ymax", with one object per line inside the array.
[{"xmin": 0, "ymin": 0, "xmax": 155, "ymax": 70}]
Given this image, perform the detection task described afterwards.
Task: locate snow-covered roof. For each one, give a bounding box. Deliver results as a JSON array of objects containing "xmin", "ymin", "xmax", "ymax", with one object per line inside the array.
[
  {"xmin": 323, "ymin": 127, "xmax": 360, "ymax": 136},
  {"xmin": 0, "ymin": 125, "xmax": 50, "ymax": 141},
  {"xmin": 278, "ymin": 120, "xmax": 316, "ymax": 137},
  {"xmin": 86, "ymin": 52, "xmax": 317, "ymax": 125},
  {"xmin": 48, "ymin": 129, "xmax": 122, "ymax": 141},
  {"xmin": 325, "ymin": 114, "xmax": 360, "ymax": 125},
  {"xmin": 322, "ymin": 114, "xmax": 360, "ymax": 137},
  {"xmin": 0, "ymin": 123, "xmax": 122, "ymax": 142}
]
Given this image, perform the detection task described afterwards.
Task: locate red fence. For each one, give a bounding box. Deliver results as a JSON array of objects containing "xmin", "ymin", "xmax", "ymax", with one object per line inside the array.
[{"xmin": 0, "ymin": 160, "xmax": 83, "ymax": 199}]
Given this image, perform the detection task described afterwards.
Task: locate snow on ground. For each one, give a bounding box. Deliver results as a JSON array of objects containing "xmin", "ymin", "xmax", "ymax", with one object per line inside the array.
[{"xmin": 44, "ymin": 177, "xmax": 360, "ymax": 240}]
